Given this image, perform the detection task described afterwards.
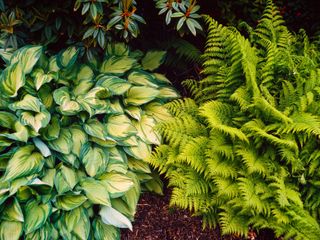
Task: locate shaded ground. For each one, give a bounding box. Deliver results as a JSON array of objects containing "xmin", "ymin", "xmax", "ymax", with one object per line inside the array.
[{"xmin": 121, "ymin": 188, "xmax": 277, "ymax": 240}]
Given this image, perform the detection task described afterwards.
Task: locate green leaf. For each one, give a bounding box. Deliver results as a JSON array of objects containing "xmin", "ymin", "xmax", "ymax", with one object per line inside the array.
[
  {"xmin": 100, "ymin": 172, "xmax": 133, "ymax": 198},
  {"xmin": 56, "ymin": 194, "xmax": 87, "ymax": 211},
  {"xmin": 83, "ymin": 119, "xmax": 106, "ymax": 141},
  {"xmin": 141, "ymin": 51, "xmax": 166, "ymax": 71},
  {"xmin": 31, "ymin": 68, "xmax": 57, "ymax": 90},
  {"xmin": 158, "ymin": 87, "xmax": 179, "ymax": 99},
  {"xmin": 144, "ymin": 102, "xmax": 172, "ymax": 122},
  {"xmin": 71, "ymin": 207, "xmax": 91, "ymax": 239},
  {"xmin": 57, "ymin": 46, "xmax": 79, "ymax": 68},
  {"xmin": 24, "ymin": 201, "xmax": 51, "ymax": 234},
  {"xmin": 93, "ymin": 219, "xmax": 120, "ymax": 240},
  {"xmin": 70, "ymin": 126, "xmax": 88, "ymax": 157},
  {"xmin": 54, "ymin": 165, "xmax": 78, "ymax": 194},
  {"xmin": 10, "ymin": 45, "xmax": 43, "ymax": 74},
  {"xmin": 32, "ymin": 138, "xmax": 51, "ymax": 157},
  {"xmin": 128, "ymin": 71, "xmax": 159, "ymax": 88},
  {"xmin": 0, "ymin": 121, "xmax": 29, "ymax": 142},
  {"xmin": 125, "ymin": 106, "xmax": 142, "ymax": 121},
  {"xmin": 2, "ymin": 198, "xmax": 24, "ymax": 222},
  {"xmin": 80, "ymin": 144, "xmax": 108, "ymax": 177},
  {"xmin": 124, "ymin": 139, "xmax": 151, "ymax": 160},
  {"xmin": 10, "ymin": 94, "xmax": 41, "ymax": 112},
  {"xmin": 106, "ymin": 42, "xmax": 129, "ymax": 57},
  {"xmin": 106, "ymin": 114, "xmax": 136, "ymax": 139},
  {"xmin": 4, "ymin": 145, "xmax": 44, "ymax": 181},
  {"xmin": 48, "ymin": 128, "xmax": 72, "ymax": 154},
  {"xmin": 100, "ymin": 56, "xmax": 136, "ymax": 76},
  {"xmin": 19, "ymin": 107, "xmax": 51, "ymax": 133},
  {"xmin": 73, "ymin": 65, "xmax": 94, "ymax": 96},
  {"xmin": 53, "ymin": 87, "xmax": 82, "ymax": 115},
  {"xmin": 0, "ymin": 221, "xmax": 23, "ymax": 240},
  {"xmin": 42, "ymin": 116, "xmax": 60, "ymax": 141},
  {"xmin": 81, "ymin": 178, "xmax": 111, "ymax": 206},
  {"xmin": 134, "ymin": 115, "xmax": 161, "ymax": 145},
  {"xmin": 99, "ymin": 206, "xmax": 132, "ymax": 230},
  {"xmin": 96, "ymin": 75, "xmax": 131, "ymax": 95},
  {"xmin": 125, "ymin": 86, "xmax": 160, "ymax": 106},
  {"xmin": 0, "ymin": 62, "xmax": 25, "ymax": 97}
]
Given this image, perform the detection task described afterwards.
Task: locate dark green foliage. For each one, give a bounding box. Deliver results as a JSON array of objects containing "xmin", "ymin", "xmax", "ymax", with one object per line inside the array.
[{"xmin": 149, "ymin": 1, "xmax": 320, "ymax": 239}]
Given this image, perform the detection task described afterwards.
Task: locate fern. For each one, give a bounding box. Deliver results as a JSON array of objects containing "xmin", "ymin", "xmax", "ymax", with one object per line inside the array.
[{"xmin": 149, "ymin": 1, "xmax": 320, "ymax": 239}]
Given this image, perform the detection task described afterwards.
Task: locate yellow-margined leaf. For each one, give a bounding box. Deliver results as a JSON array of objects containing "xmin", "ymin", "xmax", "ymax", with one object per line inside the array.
[
  {"xmin": 158, "ymin": 87, "xmax": 180, "ymax": 99},
  {"xmin": 4, "ymin": 145, "xmax": 44, "ymax": 181}
]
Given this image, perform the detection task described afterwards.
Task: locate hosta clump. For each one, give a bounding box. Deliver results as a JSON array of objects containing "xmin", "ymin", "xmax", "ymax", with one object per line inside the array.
[
  {"xmin": 0, "ymin": 43, "xmax": 177, "ymax": 239},
  {"xmin": 150, "ymin": 1, "xmax": 320, "ymax": 239}
]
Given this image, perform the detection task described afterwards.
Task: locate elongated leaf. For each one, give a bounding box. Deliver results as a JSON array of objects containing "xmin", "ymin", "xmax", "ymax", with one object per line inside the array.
[
  {"xmin": 70, "ymin": 126, "xmax": 88, "ymax": 157},
  {"xmin": 33, "ymin": 138, "xmax": 51, "ymax": 157},
  {"xmin": 141, "ymin": 51, "xmax": 166, "ymax": 71},
  {"xmin": 42, "ymin": 116, "xmax": 60, "ymax": 141},
  {"xmin": 100, "ymin": 173, "xmax": 133, "ymax": 198},
  {"xmin": 144, "ymin": 102, "xmax": 172, "ymax": 122},
  {"xmin": 93, "ymin": 219, "xmax": 120, "ymax": 240},
  {"xmin": 56, "ymin": 194, "xmax": 87, "ymax": 211},
  {"xmin": 134, "ymin": 115, "xmax": 161, "ymax": 145},
  {"xmin": 10, "ymin": 94, "xmax": 41, "ymax": 112},
  {"xmin": 48, "ymin": 129, "xmax": 72, "ymax": 154},
  {"xmin": 24, "ymin": 201, "xmax": 51, "ymax": 234},
  {"xmin": 2, "ymin": 198, "xmax": 24, "ymax": 222},
  {"xmin": 81, "ymin": 178, "xmax": 111, "ymax": 206},
  {"xmin": 19, "ymin": 107, "xmax": 51, "ymax": 132},
  {"xmin": 106, "ymin": 114, "xmax": 136, "ymax": 139},
  {"xmin": 54, "ymin": 165, "xmax": 78, "ymax": 194},
  {"xmin": 125, "ymin": 86, "xmax": 160, "ymax": 106},
  {"xmin": 83, "ymin": 119, "xmax": 106, "ymax": 141},
  {"xmin": 4, "ymin": 145, "xmax": 44, "ymax": 181},
  {"xmin": 0, "ymin": 62, "xmax": 25, "ymax": 98},
  {"xmin": 73, "ymin": 65, "xmax": 94, "ymax": 96},
  {"xmin": 10, "ymin": 46, "xmax": 43, "ymax": 74},
  {"xmin": 54, "ymin": 87, "xmax": 82, "ymax": 115},
  {"xmin": 124, "ymin": 139, "xmax": 151, "ymax": 160},
  {"xmin": 0, "ymin": 221, "xmax": 22, "ymax": 240},
  {"xmin": 57, "ymin": 46, "xmax": 79, "ymax": 68},
  {"xmin": 31, "ymin": 68, "xmax": 57, "ymax": 90},
  {"xmin": 99, "ymin": 206, "xmax": 133, "ymax": 230},
  {"xmin": 71, "ymin": 208, "xmax": 91, "ymax": 239},
  {"xmin": 96, "ymin": 75, "xmax": 131, "ymax": 95},
  {"xmin": 100, "ymin": 56, "xmax": 136, "ymax": 75},
  {"xmin": 0, "ymin": 121, "xmax": 29, "ymax": 142},
  {"xmin": 125, "ymin": 106, "xmax": 142, "ymax": 121},
  {"xmin": 80, "ymin": 144, "xmax": 108, "ymax": 177},
  {"xmin": 128, "ymin": 71, "xmax": 158, "ymax": 88}
]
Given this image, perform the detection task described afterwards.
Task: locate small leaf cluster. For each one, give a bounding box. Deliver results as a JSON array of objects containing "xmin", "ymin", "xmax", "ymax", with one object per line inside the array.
[
  {"xmin": 0, "ymin": 43, "xmax": 178, "ymax": 239},
  {"xmin": 150, "ymin": 1, "xmax": 320, "ymax": 239},
  {"xmin": 155, "ymin": 0, "xmax": 202, "ymax": 36}
]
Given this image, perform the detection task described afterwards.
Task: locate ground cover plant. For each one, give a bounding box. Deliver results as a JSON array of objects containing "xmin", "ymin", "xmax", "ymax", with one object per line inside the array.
[
  {"xmin": 0, "ymin": 42, "xmax": 178, "ymax": 239},
  {"xmin": 149, "ymin": 1, "xmax": 320, "ymax": 239}
]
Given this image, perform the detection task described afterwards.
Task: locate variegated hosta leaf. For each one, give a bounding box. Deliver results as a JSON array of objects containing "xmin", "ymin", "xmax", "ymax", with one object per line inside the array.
[
  {"xmin": 99, "ymin": 206, "xmax": 133, "ymax": 230},
  {"xmin": 9, "ymin": 94, "xmax": 41, "ymax": 113},
  {"xmin": 38, "ymin": 85, "xmax": 54, "ymax": 109},
  {"xmin": 124, "ymin": 139, "xmax": 152, "ymax": 160},
  {"xmin": 152, "ymin": 73, "xmax": 171, "ymax": 84},
  {"xmin": 25, "ymin": 222, "xmax": 57, "ymax": 240},
  {"xmin": 57, "ymin": 46, "xmax": 79, "ymax": 68},
  {"xmin": 42, "ymin": 116, "xmax": 60, "ymax": 141},
  {"xmin": 80, "ymin": 178, "xmax": 111, "ymax": 206},
  {"xmin": 19, "ymin": 107, "xmax": 51, "ymax": 133},
  {"xmin": 55, "ymin": 193, "xmax": 87, "ymax": 211},
  {"xmin": 96, "ymin": 75, "xmax": 131, "ymax": 96},
  {"xmin": 134, "ymin": 115, "xmax": 161, "ymax": 145},
  {"xmin": 100, "ymin": 172, "xmax": 134, "ymax": 198},
  {"xmin": 2, "ymin": 198, "xmax": 24, "ymax": 222},
  {"xmin": 0, "ymin": 120, "xmax": 29, "ymax": 142},
  {"xmin": 141, "ymin": 50, "xmax": 166, "ymax": 71},
  {"xmin": 32, "ymin": 138, "xmax": 51, "ymax": 157},
  {"xmin": 125, "ymin": 106, "xmax": 142, "ymax": 121},
  {"xmin": 24, "ymin": 201, "xmax": 51, "ymax": 234},
  {"xmin": 54, "ymin": 165, "xmax": 78, "ymax": 194},
  {"xmin": 106, "ymin": 42, "xmax": 129, "ymax": 57},
  {"xmin": 10, "ymin": 46, "xmax": 43, "ymax": 74},
  {"xmin": 83, "ymin": 119, "xmax": 107, "ymax": 141},
  {"xmin": 0, "ymin": 62, "xmax": 25, "ymax": 98},
  {"xmin": 144, "ymin": 102, "xmax": 172, "ymax": 122},
  {"xmin": 77, "ymin": 87, "xmax": 109, "ymax": 116},
  {"xmin": 100, "ymin": 56, "xmax": 136, "ymax": 75},
  {"xmin": 4, "ymin": 145, "xmax": 44, "ymax": 181},
  {"xmin": 93, "ymin": 219, "xmax": 120, "ymax": 240},
  {"xmin": 47, "ymin": 129, "xmax": 72, "ymax": 154},
  {"xmin": 80, "ymin": 144, "xmax": 108, "ymax": 177},
  {"xmin": 70, "ymin": 126, "xmax": 88, "ymax": 157},
  {"xmin": 106, "ymin": 114, "xmax": 136, "ymax": 139},
  {"xmin": 128, "ymin": 70, "xmax": 159, "ymax": 88},
  {"xmin": 73, "ymin": 65, "xmax": 94, "ymax": 96},
  {"xmin": 53, "ymin": 87, "xmax": 82, "ymax": 115},
  {"xmin": 0, "ymin": 221, "xmax": 23, "ymax": 240},
  {"xmin": 125, "ymin": 86, "xmax": 160, "ymax": 106},
  {"xmin": 158, "ymin": 87, "xmax": 180, "ymax": 99},
  {"xmin": 31, "ymin": 68, "xmax": 57, "ymax": 90}
]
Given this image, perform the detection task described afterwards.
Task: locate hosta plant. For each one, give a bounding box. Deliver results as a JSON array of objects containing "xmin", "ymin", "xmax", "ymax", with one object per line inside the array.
[
  {"xmin": 0, "ymin": 43, "xmax": 178, "ymax": 239},
  {"xmin": 150, "ymin": 1, "xmax": 320, "ymax": 239}
]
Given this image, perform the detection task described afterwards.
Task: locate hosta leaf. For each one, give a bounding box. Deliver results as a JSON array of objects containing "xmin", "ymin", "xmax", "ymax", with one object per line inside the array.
[
  {"xmin": 38, "ymin": 85, "xmax": 54, "ymax": 109},
  {"xmin": 0, "ymin": 62, "xmax": 25, "ymax": 98},
  {"xmin": 100, "ymin": 56, "xmax": 136, "ymax": 75},
  {"xmin": 27, "ymin": 178, "xmax": 52, "ymax": 195},
  {"xmin": 124, "ymin": 139, "xmax": 152, "ymax": 160},
  {"xmin": 24, "ymin": 201, "xmax": 51, "ymax": 234},
  {"xmin": 83, "ymin": 119, "xmax": 106, "ymax": 141},
  {"xmin": 71, "ymin": 208, "xmax": 91, "ymax": 240},
  {"xmin": 93, "ymin": 219, "xmax": 120, "ymax": 240},
  {"xmin": 42, "ymin": 116, "xmax": 60, "ymax": 141},
  {"xmin": 54, "ymin": 87, "xmax": 82, "ymax": 115},
  {"xmin": 70, "ymin": 126, "xmax": 88, "ymax": 157},
  {"xmin": 128, "ymin": 71, "xmax": 159, "ymax": 88},
  {"xmin": 96, "ymin": 75, "xmax": 131, "ymax": 95},
  {"xmin": 31, "ymin": 68, "xmax": 57, "ymax": 90},
  {"xmin": 134, "ymin": 115, "xmax": 161, "ymax": 145},
  {"xmin": 2, "ymin": 198, "xmax": 24, "ymax": 222},
  {"xmin": 109, "ymin": 99, "xmax": 124, "ymax": 114},
  {"xmin": 57, "ymin": 46, "xmax": 79, "ymax": 68},
  {"xmin": 106, "ymin": 42, "xmax": 129, "ymax": 57},
  {"xmin": 144, "ymin": 102, "xmax": 172, "ymax": 122},
  {"xmin": 158, "ymin": 87, "xmax": 179, "ymax": 99},
  {"xmin": 25, "ymin": 222, "xmax": 55, "ymax": 240},
  {"xmin": 0, "ymin": 121, "xmax": 29, "ymax": 142},
  {"xmin": 32, "ymin": 138, "xmax": 51, "ymax": 157},
  {"xmin": 77, "ymin": 87, "xmax": 109, "ymax": 116},
  {"xmin": 62, "ymin": 207, "xmax": 82, "ymax": 232},
  {"xmin": 0, "ymin": 221, "xmax": 23, "ymax": 240},
  {"xmin": 106, "ymin": 114, "xmax": 136, "ymax": 139},
  {"xmin": 122, "ymin": 172, "xmax": 140, "ymax": 215},
  {"xmin": 128, "ymin": 158, "xmax": 151, "ymax": 173},
  {"xmin": 125, "ymin": 106, "xmax": 142, "ymax": 121},
  {"xmin": 141, "ymin": 50, "xmax": 166, "ymax": 71},
  {"xmin": 4, "ymin": 145, "xmax": 44, "ymax": 181},
  {"xmin": 19, "ymin": 107, "xmax": 51, "ymax": 133},
  {"xmin": 80, "ymin": 144, "xmax": 108, "ymax": 177},
  {"xmin": 0, "ymin": 188, "xmax": 10, "ymax": 205},
  {"xmin": 56, "ymin": 194, "xmax": 87, "ymax": 211},
  {"xmin": 81, "ymin": 178, "xmax": 111, "ymax": 206},
  {"xmin": 152, "ymin": 73, "xmax": 171, "ymax": 84},
  {"xmin": 99, "ymin": 206, "xmax": 133, "ymax": 230},
  {"xmin": 10, "ymin": 94, "xmax": 41, "ymax": 112},
  {"xmin": 48, "ymin": 129, "xmax": 72, "ymax": 154},
  {"xmin": 125, "ymin": 86, "xmax": 160, "ymax": 106},
  {"xmin": 90, "ymin": 136, "xmax": 117, "ymax": 147},
  {"xmin": 54, "ymin": 165, "xmax": 78, "ymax": 194},
  {"xmin": 10, "ymin": 45, "xmax": 43, "ymax": 74},
  {"xmin": 100, "ymin": 173, "xmax": 134, "ymax": 198},
  {"xmin": 0, "ymin": 111, "xmax": 16, "ymax": 128}
]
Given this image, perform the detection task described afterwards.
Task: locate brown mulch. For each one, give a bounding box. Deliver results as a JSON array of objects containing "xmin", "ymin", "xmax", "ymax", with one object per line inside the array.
[{"xmin": 121, "ymin": 188, "xmax": 277, "ymax": 240}]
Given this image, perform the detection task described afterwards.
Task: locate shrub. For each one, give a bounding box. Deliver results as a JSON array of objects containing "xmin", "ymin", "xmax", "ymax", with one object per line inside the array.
[
  {"xmin": 0, "ymin": 43, "xmax": 178, "ymax": 239},
  {"xmin": 149, "ymin": 1, "xmax": 320, "ymax": 239}
]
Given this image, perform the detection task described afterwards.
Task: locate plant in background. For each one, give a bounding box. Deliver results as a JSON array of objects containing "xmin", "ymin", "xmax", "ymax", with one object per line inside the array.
[
  {"xmin": 0, "ymin": 42, "xmax": 178, "ymax": 239},
  {"xmin": 149, "ymin": 1, "xmax": 320, "ymax": 239},
  {"xmin": 154, "ymin": 0, "xmax": 202, "ymax": 36}
]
